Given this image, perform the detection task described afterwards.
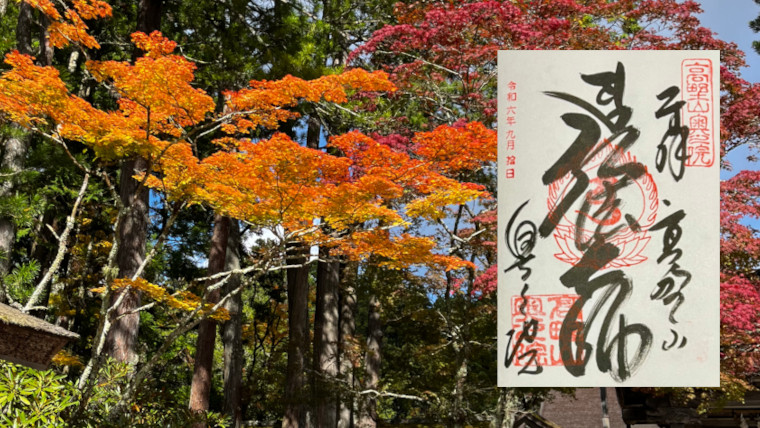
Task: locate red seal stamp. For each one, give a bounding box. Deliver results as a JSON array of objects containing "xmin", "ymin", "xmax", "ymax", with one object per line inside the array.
[
  {"xmin": 681, "ymin": 59, "xmax": 714, "ymax": 167},
  {"xmin": 546, "ymin": 144, "xmax": 658, "ymax": 269},
  {"xmin": 510, "ymin": 294, "xmax": 582, "ymax": 367}
]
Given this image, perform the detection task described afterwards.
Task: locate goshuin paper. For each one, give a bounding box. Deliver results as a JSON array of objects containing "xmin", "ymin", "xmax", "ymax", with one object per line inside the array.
[{"xmin": 497, "ymin": 51, "xmax": 719, "ymax": 387}]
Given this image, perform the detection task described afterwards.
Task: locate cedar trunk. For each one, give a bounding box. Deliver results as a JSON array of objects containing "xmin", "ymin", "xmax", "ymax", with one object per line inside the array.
[
  {"xmin": 106, "ymin": 0, "xmax": 162, "ymax": 363},
  {"xmin": 338, "ymin": 261, "xmax": 358, "ymax": 428},
  {"xmin": 105, "ymin": 157, "xmax": 149, "ymax": 363},
  {"xmin": 0, "ymin": 1, "xmax": 33, "ymax": 304},
  {"xmin": 222, "ymin": 220, "xmax": 243, "ymax": 427},
  {"xmin": 188, "ymin": 215, "xmax": 230, "ymax": 421},
  {"xmin": 283, "ymin": 244, "xmax": 310, "ymax": 428},
  {"xmin": 136, "ymin": 0, "xmax": 163, "ymax": 37},
  {"xmin": 358, "ymin": 293, "xmax": 381, "ymax": 428},
  {"xmin": 313, "ymin": 251, "xmax": 340, "ymax": 428}
]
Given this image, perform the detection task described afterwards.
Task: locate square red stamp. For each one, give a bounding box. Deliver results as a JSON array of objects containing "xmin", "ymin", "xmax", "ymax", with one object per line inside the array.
[
  {"xmin": 510, "ymin": 294, "xmax": 581, "ymax": 367},
  {"xmin": 681, "ymin": 59, "xmax": 714, "ymax": 167}
]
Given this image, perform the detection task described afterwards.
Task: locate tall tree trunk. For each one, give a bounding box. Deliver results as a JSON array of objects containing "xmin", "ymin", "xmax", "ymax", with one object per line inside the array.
[
  {"xmin": 452, "ymin": 348, "xmax": 469, "ymax": 428},
  {"xmin": 0, "ymin": 0, "xmax": 33, "ymax": 304},
  {"xmin": 358, "ymin": 292, "xmax": 381, "ymax": 428},
  {"xmin": 283, "ymin": 244, "xmax": 310, "ymax": 428},
  {"xmin": 105, "ymin": 157, "xmax": 149, "ymax": 363},
  {"xmin": 337, "ymin": 261, "xmax": 358, "ymax": 428},
  {"xmin": 136, "ymin": 0, "xmax": 163, "ymax": 37},
  {"xmin": 15, "ymin": 1, "xmax": 32, "ymax": 55},
  {"xmin": 313, "ymin": 249, "xmax": 340, "ymax": 428},
  {"xmin": 304, "ymin": 113, "xmax": 341, "ymax": 426},
  {"xmin": 38, "ymin": 15, "xmax": 53, "ymax": 66},
  {"xmin": 106, "ymin": 0, "xmax": 162, "ymax": 363},
  {"xmin": 189, "ymin": 214, "xmax": 230, "ymax": 423},
  {"xmin": 222, "ymin": 220, "xmax": 243, "ymax": 428}
]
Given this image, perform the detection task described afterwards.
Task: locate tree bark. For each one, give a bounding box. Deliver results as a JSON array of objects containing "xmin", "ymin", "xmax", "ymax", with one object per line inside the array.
[
  {"xmin": 0, "ymin": 0, "xmax": 33, "ymax": 304},
  {"xmin": 136, "ymin": 0, "xmax": 163, "ymax": 36},
  {"xmin": 357, "ymin": 292, "xmax": 381, "ymax": 428},
  {"xmin": 313, "ymin": 249, "xmax": 340, "ymax": 428},
  {"xmin": 106, "ymin": 0, "xmax": 162, "ymax": 363},
  {"xmin": 188, "ymin": 214, "xmax": 230, "ymax": 423},
  {"xmin": 283, "ymin": 244, "xmax": 310, "ymax": 428},
  {"xmin": 452, "ymin": 351, "xmax": 469, "ymax": 428},
  {"xmin": 105, "ymin": 157, "xmax": 149, "ymax": 363},
  {"xmin": 491, "ymin": 388, "xmax": 517, "ymax": 428},
  {"xmin": 15, "ymin": 1, "xmax": 32, "ymax": 55},
  {"xmin": 337, "ymin": 261, "xmax": 358, "ymax": 428},
  {"xmin": 222, "ymin": 220, "xmax": 243, "ymax": 428},
  {"xmin": 38, "ymin": 15, "xmax": 53, "ymax": 66}
]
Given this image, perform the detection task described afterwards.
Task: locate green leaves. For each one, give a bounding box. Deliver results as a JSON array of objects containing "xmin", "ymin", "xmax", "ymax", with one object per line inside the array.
[
  {"xmin": 0, "ymin": 362, "xmax": 78, "ymax": 428},
  {"xmin": 5, "ymin": 260, "xmax": 39, "ymax": 302}
]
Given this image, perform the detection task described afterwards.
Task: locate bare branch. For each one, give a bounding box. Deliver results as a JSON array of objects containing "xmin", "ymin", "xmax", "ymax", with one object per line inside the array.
[
  {"xmin": 45, "ymin": 224, "xmax": 60, "ymax": 241},
  {"xmin": 24, "ymin": 172, "xmax": 90, "ymax": 312},
  {"xmin": 358, "ymin": 389, "xmax": 427, "ymax": 402}
]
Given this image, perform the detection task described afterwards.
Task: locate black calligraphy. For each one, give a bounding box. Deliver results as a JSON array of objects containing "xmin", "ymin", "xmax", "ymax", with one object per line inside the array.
[
  {"xmin": 503, "ymin": 200, "xmax": 543, "ymax": 374},
  {"xmin": 650, "ymin": 200, "xmax": 691, "ymax": 349},
  {"xmin": 655, "ymin": 86, "xmax": 689, "ymax": 182},
  {"xmin": 539, "ymin": 62, "xmax": 654, "ymax": 381}
]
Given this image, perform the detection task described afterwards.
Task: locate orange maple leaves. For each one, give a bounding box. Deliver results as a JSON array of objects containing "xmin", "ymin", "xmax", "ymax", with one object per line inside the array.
[
  {"xmin": 0, "ymin": 29, "xmax": 495, "ymax": 272},
  {"xmin": 222, "ymin": 69, "xmax": 396, "ymax": 133},
  {"xmin": 87, "ymin": 31, "xmax": 215, "ymax": 138},
  {"xmin": 27, "ymin": 0, "xmax": 112, "ymax": 49}
]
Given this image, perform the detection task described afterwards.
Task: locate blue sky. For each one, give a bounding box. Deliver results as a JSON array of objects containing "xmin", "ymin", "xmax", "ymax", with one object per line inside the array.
[
  {"xmin": 698, "ymin": 0, "xmax": 760, "ymax": 81},
  {"xmin": 697, "ymin": 0, "xmax": 760, "ymax": 178}
]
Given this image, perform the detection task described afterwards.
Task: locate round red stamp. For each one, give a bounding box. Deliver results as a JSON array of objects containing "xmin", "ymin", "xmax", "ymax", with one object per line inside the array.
[{"xmin": 546, "ymin": 144, "xmax": 658, "ymax": 269}]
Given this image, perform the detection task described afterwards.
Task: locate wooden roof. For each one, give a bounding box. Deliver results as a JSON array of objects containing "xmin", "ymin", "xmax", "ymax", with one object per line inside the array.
[{"xmin": 0, "ymin": 302, "xmax": 78, "ymax": 339}]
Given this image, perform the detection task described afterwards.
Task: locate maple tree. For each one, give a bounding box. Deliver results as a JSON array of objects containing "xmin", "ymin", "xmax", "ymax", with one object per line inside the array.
[{"xmin": 0, "ymin": 1, "xmax": 493, "ymax": 421}]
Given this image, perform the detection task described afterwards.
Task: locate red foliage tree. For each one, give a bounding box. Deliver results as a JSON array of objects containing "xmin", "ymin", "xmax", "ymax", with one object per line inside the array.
[{"xmin": 353, "ymin": 0, "xmax": 760, "ymax": 406}]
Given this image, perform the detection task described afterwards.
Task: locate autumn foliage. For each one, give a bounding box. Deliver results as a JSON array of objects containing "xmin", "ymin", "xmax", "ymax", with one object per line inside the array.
[{"xmin": 0, "ymin": 28, "xmax": 493, "ymax": 290}]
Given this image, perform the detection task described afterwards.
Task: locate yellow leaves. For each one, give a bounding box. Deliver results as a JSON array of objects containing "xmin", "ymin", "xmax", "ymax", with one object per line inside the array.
[
  {"xmin": 329, "ymin": 131, "xmax": 418, "ymax": 183},
  {"xmin": 0, "ymin": 26, "xmax": 484, "ymax": 277},
  {"xmin": 406, "ymin": 176, "xmax": 486, "ymax": 221},
  {"xmin": 338, "ymin": 230, "xmax": 473, "ymax": 271},
  {"xmin": 329, "ymin": 130, "xmax": 489, "ymax": 221},
  {"xmin": 93, "ymin": 278, "xmax": 230, "ymax": 322},
  {"xmin": 320, "ymin": 178, "xmax": 405, "ymax": 230},
  {"xmin": 23, "ymin": 0, "xmax": 60, "ymax": 20},
  {"xmin": 49, "ymin": 11, "xmax": 98, "ymax": 49},
  {"xmin": 337, "ymin": 230, "xmax": 431, "ymax": 269},
  {"xmin": 0, "ymin": 31, "xmax": 216, "ymax": 162},
  {"xmin": 0, "ymin": 51, "xmax": 71, "ymax": 127},
  {"xmin": 193, "ymin": 133, "xmax": 352, "ymax": 229},
  {"xmin": 430, "ymin": 254, "xmax": 476, "ymax": 272},
  {"xmin": 145, "ymin": 127, "xmax": 487, "ymax": 271},
  {"xmin": 51, "ymin": 349, "xmax": 84, "ymax": 369},
  {"xmin": 87, "ymin": 32, "xmax": 215, "ymax": 134},
  {"xmin": 72, "ymin": 0, "xmax": 112, "ymax": 20},
  {"xmin": 333, "ymin": 68, "xmax": 397, "ymax": 93},
  {"xmin": 142, "ymin": 141, "xmax": 204, "ymax": 201}
]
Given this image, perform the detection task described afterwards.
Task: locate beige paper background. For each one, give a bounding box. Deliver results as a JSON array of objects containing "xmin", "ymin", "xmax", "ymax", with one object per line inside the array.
[{"xmin": 497, "ymin": 50, "xmax": 720, "ymax": 387}]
